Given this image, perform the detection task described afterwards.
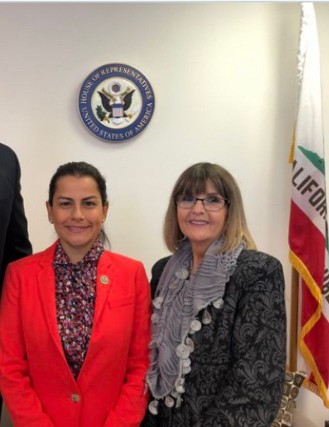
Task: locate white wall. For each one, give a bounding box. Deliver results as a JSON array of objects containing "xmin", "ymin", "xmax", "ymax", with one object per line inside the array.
[{"xmin": 0, "ymin": 2, "xmax": 329, "ymax": 424}]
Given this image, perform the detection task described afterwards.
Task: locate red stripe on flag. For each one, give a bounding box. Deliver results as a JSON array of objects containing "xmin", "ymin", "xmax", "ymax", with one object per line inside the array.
[
  {"xmin": 303, "ymin": 308, "xmax": 329, "ymax": 372},
  {"xmin": 301, "ymin": 279, "xmax": 319, "ymax": 325},
  {"xmin": 289, "ymin": 200, "xmax": 326, "ymax": 287},
  {"xmin": 302, "ymin": 300, "xmax": 329, "ymax": 392}
]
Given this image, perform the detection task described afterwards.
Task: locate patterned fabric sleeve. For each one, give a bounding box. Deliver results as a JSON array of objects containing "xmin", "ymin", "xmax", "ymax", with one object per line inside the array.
[{"xmin": 191, "ymin": 254, "xmax": 287, "ymax": 427}]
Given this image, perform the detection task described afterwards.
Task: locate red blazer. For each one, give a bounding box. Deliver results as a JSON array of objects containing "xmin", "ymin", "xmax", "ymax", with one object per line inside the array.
[{"xmin": 0, "ymin": 242, "xmax": 151, "ymax": 427}]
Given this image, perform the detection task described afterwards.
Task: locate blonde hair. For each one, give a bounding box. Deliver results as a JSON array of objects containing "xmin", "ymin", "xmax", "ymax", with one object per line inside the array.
[{"xmin": 164, "ymin": 162, "xmax": 256, "ymax": 253}]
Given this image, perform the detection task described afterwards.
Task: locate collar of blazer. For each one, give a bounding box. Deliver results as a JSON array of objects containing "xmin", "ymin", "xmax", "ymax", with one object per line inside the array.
[{"xmin": 34, "ymin": 241, "xmax": 115, "ymax": 364}]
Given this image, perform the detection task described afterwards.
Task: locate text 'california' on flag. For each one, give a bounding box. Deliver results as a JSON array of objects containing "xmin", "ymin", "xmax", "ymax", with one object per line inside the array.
[{"xmin": 289, "ymin": 2, "xmax": 329, "ymax": 407}]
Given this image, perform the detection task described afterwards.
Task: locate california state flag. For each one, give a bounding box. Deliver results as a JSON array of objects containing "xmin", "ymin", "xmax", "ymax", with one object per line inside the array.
[{"xmin": 289, "ymin": 2, "xmax": 329, "ymax": 406}]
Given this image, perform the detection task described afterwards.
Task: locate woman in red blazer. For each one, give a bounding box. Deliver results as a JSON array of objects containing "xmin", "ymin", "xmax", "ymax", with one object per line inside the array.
[{"xmin": 0, "ymin": 161, "xmax": 151, "ymax": 427}]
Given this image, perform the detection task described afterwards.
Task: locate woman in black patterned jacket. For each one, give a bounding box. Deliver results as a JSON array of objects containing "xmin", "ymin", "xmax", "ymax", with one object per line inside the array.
[{"xmin": 141, "ymin": 162, "xmax": 286, "ymax": 427}]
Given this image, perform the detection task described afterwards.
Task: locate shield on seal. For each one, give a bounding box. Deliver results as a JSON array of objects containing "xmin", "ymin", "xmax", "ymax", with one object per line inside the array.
[{"xmin": 112, "ymin": 103, "xmax": 124, "ymax": 118}]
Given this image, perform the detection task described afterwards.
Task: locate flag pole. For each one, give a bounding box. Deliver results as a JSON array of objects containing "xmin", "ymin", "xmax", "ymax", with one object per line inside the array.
[{"xmin": 289, "ymin": 267, "xmax": 299, "ymax": 371}]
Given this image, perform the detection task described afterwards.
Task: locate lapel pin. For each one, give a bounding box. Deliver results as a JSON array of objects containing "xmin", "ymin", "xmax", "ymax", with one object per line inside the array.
[{"xmin": 100, "ymin": 275, "xmax": 110, "ymax": 285}]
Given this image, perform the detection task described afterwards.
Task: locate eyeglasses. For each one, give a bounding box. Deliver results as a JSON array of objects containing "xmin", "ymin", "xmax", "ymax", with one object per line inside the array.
[{"xmin": 175, "ymin": 194, "xmax": 229, "ymax": 211}]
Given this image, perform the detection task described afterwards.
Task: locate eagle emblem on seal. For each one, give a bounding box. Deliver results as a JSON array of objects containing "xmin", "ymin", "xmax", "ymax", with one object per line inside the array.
[{"xmin": 96, "ymin": 80, "xmax": 138, "ymax": 126}]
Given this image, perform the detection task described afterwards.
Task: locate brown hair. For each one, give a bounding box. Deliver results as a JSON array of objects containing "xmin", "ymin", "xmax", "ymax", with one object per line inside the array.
[{"xmin": 163, "ymin": 162, "xmax": 256, "ymax": 253}]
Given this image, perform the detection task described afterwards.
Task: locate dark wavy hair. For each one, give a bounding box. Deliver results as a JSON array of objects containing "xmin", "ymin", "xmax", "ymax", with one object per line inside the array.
[{"xmin": 48, "ymin": 161, "xmax": 108, "ymax": 206}]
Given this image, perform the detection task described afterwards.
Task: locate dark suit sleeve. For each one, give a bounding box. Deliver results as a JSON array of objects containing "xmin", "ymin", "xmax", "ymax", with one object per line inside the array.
[
  {"xmin": 193, "ymin": 255, "xmax": 286, "ymax": 427},
  {"xmin": 1, "ymin": 150, "xmax": 32, "ymax": 284}
]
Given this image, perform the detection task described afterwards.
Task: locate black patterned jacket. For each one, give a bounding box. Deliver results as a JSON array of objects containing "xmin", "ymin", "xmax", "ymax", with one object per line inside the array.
[{"xmin": 141, "ymin": 249, "xmax": 286, "ymax": 427}]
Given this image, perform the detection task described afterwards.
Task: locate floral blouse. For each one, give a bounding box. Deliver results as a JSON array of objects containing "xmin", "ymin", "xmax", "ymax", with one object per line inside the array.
[{"xmin": 53, "ymin": 240, "xmax": 104, "ymax": 378}]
